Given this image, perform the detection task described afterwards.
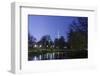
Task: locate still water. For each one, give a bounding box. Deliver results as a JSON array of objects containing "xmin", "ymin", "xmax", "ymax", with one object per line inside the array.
[
  {"xmin": 28, "ymin": 49, "xmax": 88, "ymax": 61},
  {"xmin": 29, "ymin": 52, "xmax": 68, "ymax": 61}
]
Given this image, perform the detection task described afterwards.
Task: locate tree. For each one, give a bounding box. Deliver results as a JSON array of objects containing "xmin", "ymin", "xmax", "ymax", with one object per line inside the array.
[
  {"xmin": 69, "ymin": 17, "xmax": 88, "ymax": 33},
  {"xmin": 28, "ymin": 33, "xmax": 36, "ymax": 48},
  {"xmin": 39, "ymin": 35, "xmax": 53, "ymax": 48},
  {"xmin": 59, "ymin": 36, "xmax": 66, "ymax": 49},
  {"xmin": 54, "ymin": 36, "xmax": 66, "ymax": 49},
  {"xmin": 67, "ymin": 17, "xmax": 88, "ymax": 49},
  {"xmin": 54, "ymin": 38, "xmax": 59, "ymax": 48}
]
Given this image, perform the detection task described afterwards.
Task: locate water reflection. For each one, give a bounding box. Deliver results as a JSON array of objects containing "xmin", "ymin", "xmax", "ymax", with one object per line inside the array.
[
  {"xmin": 28, "ymin": 50, "xmax": 88, "ymax": 61},
  {"xmin": 30, "ymin": 52, "xmax": 66, "ymax": 61}
]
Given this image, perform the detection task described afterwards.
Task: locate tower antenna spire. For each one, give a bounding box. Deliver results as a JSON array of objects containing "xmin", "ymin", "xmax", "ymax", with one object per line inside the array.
[{"xmin": 57, "ymin": 30, "xmax": 60, "ymax": 39}]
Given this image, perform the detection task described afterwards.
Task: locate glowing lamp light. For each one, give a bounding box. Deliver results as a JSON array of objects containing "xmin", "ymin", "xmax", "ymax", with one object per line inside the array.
[{"xmin": 34, "ymin": 44, "xmax": 37, "ymax": 47}]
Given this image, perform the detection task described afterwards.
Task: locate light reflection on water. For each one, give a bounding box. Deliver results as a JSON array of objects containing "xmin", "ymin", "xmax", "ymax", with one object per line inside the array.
[
  {"xmin": 31, "ymin": 52, "xmax": 65, "ymax": 61},
  {"xmin": 28, "ymin": 49, "xmax": 88, "ymax": 61}
]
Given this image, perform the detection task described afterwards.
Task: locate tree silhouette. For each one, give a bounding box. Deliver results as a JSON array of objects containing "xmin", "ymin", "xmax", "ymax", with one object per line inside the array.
[
  {"xmin": 54, "ymin": 36, "xmax": 66, "ymax": 49},
  {"xmin": 39, "ymin": 35, "xmax": 53, "ymax": 48},
  {"xmin": 28, "ymin": 33, "xmax": 36, "ymax": 48},
  {"xmin": 54, "ymin": 38, "xmax": 59, "ymax": 48},
  {"xmin": 59, "ymin": 36, "xmax": 66, "ymax": 49},
  {"xmin": 67, "ymin": 17, "xmax": 88, "ymax": 49}
]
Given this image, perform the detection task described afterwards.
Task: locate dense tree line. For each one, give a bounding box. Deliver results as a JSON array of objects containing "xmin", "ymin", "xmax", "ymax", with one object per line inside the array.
[{"xmin": 28, "ymin": 34, "xmax": 67, "ymax": 49}]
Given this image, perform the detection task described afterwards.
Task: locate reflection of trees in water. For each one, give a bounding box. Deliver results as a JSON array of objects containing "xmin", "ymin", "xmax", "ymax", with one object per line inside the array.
[{"xmin": 28, "ymin": 50, "xmax": 88, "ymax": 61}]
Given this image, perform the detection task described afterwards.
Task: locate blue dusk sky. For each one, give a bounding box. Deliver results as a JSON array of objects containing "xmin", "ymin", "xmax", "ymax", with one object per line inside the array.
[{"xmin": 28, "ymin": 15, "xmax": 78, "ymax": 42}]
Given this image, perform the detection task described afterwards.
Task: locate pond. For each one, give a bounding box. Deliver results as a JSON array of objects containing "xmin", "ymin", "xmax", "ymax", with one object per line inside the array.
[
  {"xmin": 28, "ymin": 49, "xmax": 88, "ymax": 61},
  {"xmin": 29, "ymin": 52, "xmax": 68, "ymax": 61}
]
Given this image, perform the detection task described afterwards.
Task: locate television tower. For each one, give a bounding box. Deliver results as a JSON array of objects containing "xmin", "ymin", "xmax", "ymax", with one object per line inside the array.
[{"xmin": 57, "ymin": 30, "xmax": 60, "ymax": 39}]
